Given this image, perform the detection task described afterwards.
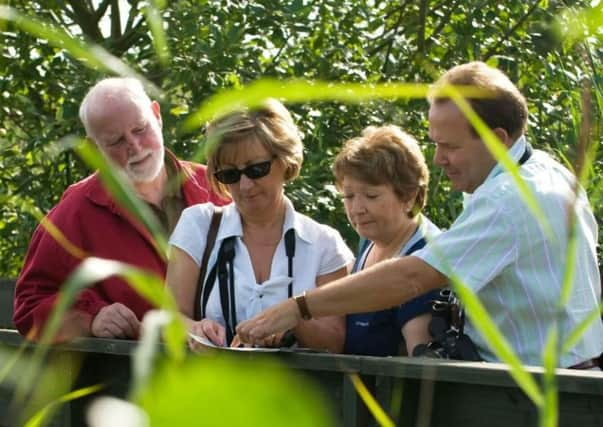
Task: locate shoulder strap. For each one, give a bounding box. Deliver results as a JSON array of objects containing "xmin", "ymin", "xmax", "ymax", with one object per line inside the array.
[
  {"xmin": 200, "ymin": 236, "xmax": 237, "ymax": 343},
  {"xmin": 518, "ymin": 143, "xmax": 533, "ymax": 165},
  {"xmin": 284, "ymin": 229, "xmax": 296, "ymax": 298},
  {"xmin": 193, "ymin": 206, "xmax": 223, "ymax": 321},
  {"xmin": 351, "ymin": 239, "xmax": 371, "ymax": 273},
  {"xmin": 404, "ymin": 236, "xmax": 427, "ymax": 256},
  {"xmin": 218, "ymin": 237, "xmax": 237, "ymax": 344}
]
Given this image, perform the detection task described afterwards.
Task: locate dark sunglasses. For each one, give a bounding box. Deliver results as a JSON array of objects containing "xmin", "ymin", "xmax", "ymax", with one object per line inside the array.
[{"xmin": 214, "ymin": 159, "xmax": 274, "ymax": 184}]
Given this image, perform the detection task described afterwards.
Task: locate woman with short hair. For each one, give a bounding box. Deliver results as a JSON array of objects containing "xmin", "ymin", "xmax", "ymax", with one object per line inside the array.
[
  {"xmin": 333, "ymin": 125, "xmax": 440, "ymax": 356},
  {"xmin": 167, "ymin": 99, "xmax": 353, "ymax": 351}
]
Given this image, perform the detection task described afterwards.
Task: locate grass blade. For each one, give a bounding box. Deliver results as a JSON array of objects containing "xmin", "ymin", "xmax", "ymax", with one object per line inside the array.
[
  {"xmin": 183, "ymin": 79, "xmax": 491, "ymax": 131},
  {"xmin": 16, "ymin": 257, "xmax": 182, "ymax": 403},
  {"xmin": 451, "ymin": 277, "xmax": 544, "ymax": 407},
  {"xmin": 142, "ymin": 0, "xmax": 170, "ymax": 66},
  {"xmin": 24, "ymin": 384, "xmax": 104, "ymax": 427},
  {"xmin": 540, "ymin": 327, "xmax": 558, "ymax": 427},
  {"xmin": 348, "ymin": 373, "xmax": 395, "ymax": 427},
  {"xmin": 442, "ymin": 86, "xmax": 554, "ymax": 240},
  {"xmin": 18, "ymin": 199, "xmax": 86, "ymax": 260},
  {"xmin": 561, "ymin": 303, "xmax": 603, "ymax": 354},
  {"xmin": 68, "ymin": 137, "xmax": 168, "ymax": 259},
  {"xmin": 132, "ymin": 310, "xmax": 185, "ymax": 397}
]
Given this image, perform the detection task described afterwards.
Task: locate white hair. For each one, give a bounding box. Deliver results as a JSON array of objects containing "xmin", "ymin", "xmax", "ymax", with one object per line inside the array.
[{"xmin": 79, "ymin": 77, "xmax": 152, "ymax": 141}]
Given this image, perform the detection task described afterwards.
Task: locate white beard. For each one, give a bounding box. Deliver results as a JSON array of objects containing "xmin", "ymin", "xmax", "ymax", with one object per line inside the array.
[{"xmin": 125, "ymin": 148, "xmax": 165, "ymax": 183}]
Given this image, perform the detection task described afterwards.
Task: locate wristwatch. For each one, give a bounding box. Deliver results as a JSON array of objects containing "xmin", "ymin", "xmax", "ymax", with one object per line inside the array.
[{"xmin": 294, "ymin": 291, "xmax": 312, "ymax": 320}]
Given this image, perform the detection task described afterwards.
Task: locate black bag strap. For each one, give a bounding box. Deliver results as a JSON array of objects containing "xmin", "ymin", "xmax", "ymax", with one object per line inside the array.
[
  {"xmin": 284, "ymin": 228, "xmax": 296, "ymax": 298},
  {"xmin": 201, "ymin": 260, "xmax": 218, "ymax": 319},
  {"xmin": 518, "ymin": 143, "xmax": 532, "ymax": 165},
  {"xmin": 215, "ymin": 237, "xmax": 236, "ymax": 344},
  {"xmin": 193, "ymin": 207, "xmax": 223, "ymax": 321}
]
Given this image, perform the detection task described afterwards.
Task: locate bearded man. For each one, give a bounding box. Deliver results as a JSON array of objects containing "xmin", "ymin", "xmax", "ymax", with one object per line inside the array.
[{"xmin": 14, "ymin": 77, "xmax": 227, "ymax": 340}]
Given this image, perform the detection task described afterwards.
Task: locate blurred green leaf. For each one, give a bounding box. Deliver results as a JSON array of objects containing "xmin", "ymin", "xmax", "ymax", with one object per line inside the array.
[
  {"xmin": 556, "ymin": 3, "xmax": 603, "ymax": 46},
  {"xmin": 132, "ymin": 310, "xmax": 186, "ymax": 397},
  {"xmin": 17, "ymin": 257, "xmax": 181, "ymax": 403},
  {"xmin": 142, "ymin": 0, "xmax": 170, "ymax": 67},
  {"xmin": 133, "ymin": 355, "xmax": 334, "ymax": 427},
  {"xmin": 25, "ymin": 384, "xmax": 104, "ymax": 427},
  {"xmin": 561, "ymin": 303, "xmax": 603, "ymax": 354},
  {"xmin": 183, "ymin": 79, "xmax": 490, "ymax": 131},
  {"xmin": 349, "ymin": 373, "xmax": 394, "ymax": 427},
  {"xmin": 540, "ymin": 327, "xmax": 558, "ymax": 427},
  {"xmin": 70, "ymin": 137, "xmax": 168, "ymax": 258},
  {"xmin": 445, "ymin": 86, "xmax": 554, "ymax": 239},
  {"xmin": 451, "ymin": 276, "xmax": 544, "ymax": 407}
]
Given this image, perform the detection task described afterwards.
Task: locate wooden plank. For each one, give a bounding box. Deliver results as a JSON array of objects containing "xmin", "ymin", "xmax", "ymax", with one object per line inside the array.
[
  {"xmin": 0, "ymin": 279, "xmax": 16, "ymax": 329},
  {"xmin": 0, "ymin": 330, "xmax": 601, "ymax": 427}
]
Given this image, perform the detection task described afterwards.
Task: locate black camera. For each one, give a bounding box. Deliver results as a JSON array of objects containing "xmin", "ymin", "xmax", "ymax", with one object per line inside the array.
[{"xmin": 413, "ymin": 289, "xmax": 482, "ymax": 361}]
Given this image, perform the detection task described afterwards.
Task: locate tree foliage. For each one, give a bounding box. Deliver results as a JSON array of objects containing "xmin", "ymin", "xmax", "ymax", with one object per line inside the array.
[{"xmin": 1, "ymin": 0, "xmax": 601, "ymax": 277}]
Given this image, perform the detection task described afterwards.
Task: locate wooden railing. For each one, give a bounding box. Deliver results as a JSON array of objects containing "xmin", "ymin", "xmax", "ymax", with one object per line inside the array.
[{"xmin": 1, "ymin": 279, "xmax": 602, "ymax": 427}]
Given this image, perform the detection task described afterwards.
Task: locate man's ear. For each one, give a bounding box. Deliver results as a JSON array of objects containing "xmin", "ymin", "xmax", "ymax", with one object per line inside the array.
[
  {"xmin": 151, "ymin": 100, "xmax": 162, "ymax": 127},
  {"xmin": 493, "ymin": 127, "xmax": 512, "ymax": 147}
]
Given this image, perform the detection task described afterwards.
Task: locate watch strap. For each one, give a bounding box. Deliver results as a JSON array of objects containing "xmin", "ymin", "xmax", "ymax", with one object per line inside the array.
[{"xmin": 294, "ymin": 291, "xmax": 312, "ymax": 320}]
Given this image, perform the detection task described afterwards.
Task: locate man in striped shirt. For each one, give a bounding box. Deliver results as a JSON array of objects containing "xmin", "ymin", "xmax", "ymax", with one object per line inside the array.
[{"xmin": 237, "ymin": 61, "xmax": 603, "ymax": 369}]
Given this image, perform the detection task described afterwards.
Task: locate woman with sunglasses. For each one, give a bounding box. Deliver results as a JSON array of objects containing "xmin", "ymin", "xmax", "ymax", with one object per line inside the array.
[{"xmin": 167, "ymin": 99, "xmax": 354, "ymax": 351}]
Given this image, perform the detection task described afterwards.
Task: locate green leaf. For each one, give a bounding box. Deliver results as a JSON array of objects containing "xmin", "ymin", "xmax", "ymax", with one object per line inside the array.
[
  {"xmin": 69, "ymin": 137, "xmax": 168, "ymax": 258},
  {"xmin": 561, "ymin": 303, "xmax": 603, "ymax": 354},
  {"xmin": 556, "ymin": 3, "xmax": 603, "ymax": 46},
  {"xmin": 142, "ymin": 1, "xmax": 170, "ymax": 67},
  {"xmin": 133, "ymin": 355, "xmax": 334, "ymax": 427},
  {"xmin": 443, "ymin": 85, "xmax": 554, "ymax": 240},
  {"xmin": 24, "ymin": 384, "xmax": 104, "ymax": 427},
  {"xmin": 450, "ymin": 276, "xmax": 544, "ymax": 407},
  {"xmin": 132, "ymin": 310, "xmax": 186, "ymax": 397},
  {"xmin": 16, "ymin": 257, "xmax": 181, "ymax": 403},
  {"xmin": 349, "ymin": 373, "xmax": 395, "ymax": 427},
  {"xmin": 0, "ymin": 6, "xmax": 160, "ymax": 97},
  {"xmin": 183, "ymin": 79, "xmax": 490, "ymax": 131},
  {"xmin": 540, "ymin": 327, "xmax": 558, "ymax": 427}
]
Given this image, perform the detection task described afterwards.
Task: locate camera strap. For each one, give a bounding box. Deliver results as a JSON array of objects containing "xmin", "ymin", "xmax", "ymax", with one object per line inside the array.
[
  {"xmin": 201, "ymin": 228, "xmax": 296, "ymax": 345},
  {"xmin": 518, "ymin": 143, "xmax": 532, "ymax": 165}
]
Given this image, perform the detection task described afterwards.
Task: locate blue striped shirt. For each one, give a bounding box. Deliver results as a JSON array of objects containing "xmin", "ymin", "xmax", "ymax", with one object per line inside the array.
[{"xmin": 414, "ymin": 136, "xmax": 603, "ymax": 367}]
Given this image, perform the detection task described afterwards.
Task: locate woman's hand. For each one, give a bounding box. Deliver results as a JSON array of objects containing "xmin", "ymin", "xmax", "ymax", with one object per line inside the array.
[
  {"xmin": 188, "ymin": 319, "xmax": 226, "ymax": 351},
  {"xmin": 236, "ymin": 299, "xmax": 301, "ymax": 346},
  {"xmin": 230, "ymin": 331, "xmax": 288, "ymax": 348}
]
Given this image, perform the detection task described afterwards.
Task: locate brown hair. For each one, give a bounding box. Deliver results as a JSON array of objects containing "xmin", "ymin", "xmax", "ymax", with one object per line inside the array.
[
  {"xmin": 204, "ymin": 99, "xmax": 303, "ymax": 198},
  {"xmin": 429, "ymin": 61, "xmax": 528, "ymax": 140},
  {"xmin": 333, "ymin": 125, "xmax": 429, "ymax": 217}
]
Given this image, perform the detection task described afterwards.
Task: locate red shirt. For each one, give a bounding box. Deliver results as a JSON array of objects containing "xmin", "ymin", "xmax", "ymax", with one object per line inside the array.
[{"xmin": 13, "ymin": 153, "xmax": 227, "ymax": 338}]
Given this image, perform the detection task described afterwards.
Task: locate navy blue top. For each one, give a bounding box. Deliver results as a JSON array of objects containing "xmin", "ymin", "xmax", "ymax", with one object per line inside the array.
[{"xmin": 344, "ymin": 217, "xmax": 441, "ymax": 357}]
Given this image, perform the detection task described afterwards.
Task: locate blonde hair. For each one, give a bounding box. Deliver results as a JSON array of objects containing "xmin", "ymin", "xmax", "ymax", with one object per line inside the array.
[
  {"xmin": 204, "ymin": 99, "xmax": 303, "ymax": 198},
  {"xmin": 333, "ymin": 125, "xmax": 429, "ymax": 217}
]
